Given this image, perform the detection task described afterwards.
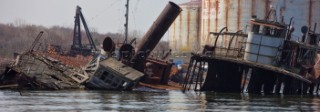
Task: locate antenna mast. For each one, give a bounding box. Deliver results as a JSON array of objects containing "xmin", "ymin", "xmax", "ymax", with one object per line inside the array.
[{"xmin": 124, "ymin": 0, "xmax": 129, "ymax": 44}]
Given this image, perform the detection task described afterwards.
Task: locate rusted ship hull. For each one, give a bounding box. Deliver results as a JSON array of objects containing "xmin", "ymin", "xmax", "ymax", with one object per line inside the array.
[
  {"xmin": 183, "ymin": 54, "xmax": 314, "ymax": 94},
  {"xmin": 182, "ymin": 18, "xmax": 320, "ymax": 95}
]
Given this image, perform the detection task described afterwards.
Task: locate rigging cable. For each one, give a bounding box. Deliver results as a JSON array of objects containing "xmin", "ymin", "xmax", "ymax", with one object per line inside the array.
[{"xmin": 90, "ymin": 0, "xmax": 121, "ymax": 21}]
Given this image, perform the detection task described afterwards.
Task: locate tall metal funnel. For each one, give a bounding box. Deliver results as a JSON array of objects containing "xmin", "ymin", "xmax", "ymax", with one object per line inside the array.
[{"xmin": 131, "ymin": 2, "xmax": 182, "ymax": 72}]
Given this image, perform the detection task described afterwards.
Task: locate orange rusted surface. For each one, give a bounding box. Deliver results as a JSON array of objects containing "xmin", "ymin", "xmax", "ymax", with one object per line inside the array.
[
  {"xmin": 187, "ymin": 7, "xmax": 190, "ymax": 50},
  {"xmin": 314, "ymin": 54, "xmax": 320, "ymax": 80},
  {"xmin": 215, "ymin": 0, "xmax": 219, "ymax": 32},
  {"xmin": 237, "ymin": 0, "xmax": 241, "ymax": 31},
  {"xmin": 251, "ymin": 0, "xmax": 256, "ymax": 18},
  {"xmin": 0, "ymin": 58, "xmax": 13, "ymax": 65},
  {"xmin": 201, "ymin": 0, "xmax": 320, "ymax": 42},
  {"xmin": 225, "ymin": 0, "xmax": 229, "ymax": 27},
  {"xmin": 138, "ymin": 81, "xmax": 183, "ymax": 90},
  {"xmin": 145, "ymin": 58, "xmax": 173, "ymax": 85},
  {"xmin": 35, "ymin": 51, "xmax": 92, "ymax": 68}
]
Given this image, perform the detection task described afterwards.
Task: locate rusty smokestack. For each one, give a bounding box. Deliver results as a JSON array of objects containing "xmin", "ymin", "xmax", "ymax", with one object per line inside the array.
[{"xmin": 131, "ymin": 2, "xmax": 182, "ymax": 71}]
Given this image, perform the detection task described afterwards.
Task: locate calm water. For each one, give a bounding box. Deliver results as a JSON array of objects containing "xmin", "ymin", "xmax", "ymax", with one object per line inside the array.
[{"xmin": 0, "ymin": 89, "xmax": 319, "ymax": 111}]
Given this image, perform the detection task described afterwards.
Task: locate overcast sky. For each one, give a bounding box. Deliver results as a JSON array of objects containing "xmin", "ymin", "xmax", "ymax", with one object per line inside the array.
[{"xmin": 0, "ymin": 0, "xmax": 189, "ymax": 38}]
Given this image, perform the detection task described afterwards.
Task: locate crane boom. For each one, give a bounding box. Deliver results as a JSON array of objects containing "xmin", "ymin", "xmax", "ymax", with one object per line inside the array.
[{"xmin": 71, "ymin": 6, "xmax": 97, "ymax": 56}]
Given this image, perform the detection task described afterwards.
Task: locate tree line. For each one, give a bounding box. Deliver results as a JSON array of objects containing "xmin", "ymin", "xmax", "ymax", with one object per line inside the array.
[{"xmin": 0, "ymin": 23, "xmax": 169, "ymax": 59}]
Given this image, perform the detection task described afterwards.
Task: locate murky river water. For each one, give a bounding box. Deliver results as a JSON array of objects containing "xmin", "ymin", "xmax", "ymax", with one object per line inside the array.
[{"xmin": 0, "ymin": 89, "xmax": 319, "ymax": 111}]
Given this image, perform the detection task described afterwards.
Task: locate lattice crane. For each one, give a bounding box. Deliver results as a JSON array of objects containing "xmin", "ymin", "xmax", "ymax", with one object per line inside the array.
[{"xmin": 70, "ymin": 6, "xmax": 97, "ymax": 56}]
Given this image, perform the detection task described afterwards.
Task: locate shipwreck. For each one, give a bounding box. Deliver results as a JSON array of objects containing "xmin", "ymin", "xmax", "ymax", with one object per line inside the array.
[
  {"xmin": 0, "ymin": 2, "xmax": 182, "ymax": 91},
  {"xmin": 182, "ymin": 18, "xmax": 320, "ymax": 95},
  {"xmin": 1, "ymin": 1, "xmax": 319, "ymax": 95}
]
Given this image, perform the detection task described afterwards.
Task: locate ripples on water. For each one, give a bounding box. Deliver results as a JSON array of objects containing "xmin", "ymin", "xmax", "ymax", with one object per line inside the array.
[{"xmin": 0, "ymin": 89, "xmax": 319, "ymax": 111}]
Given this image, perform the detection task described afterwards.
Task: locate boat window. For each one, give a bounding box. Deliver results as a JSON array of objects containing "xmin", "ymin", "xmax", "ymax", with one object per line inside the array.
[
  {"xmin": 252, "ymin": 24, "xmax": 284, "ymax": 37},
  {"xmin": 100, "ymin": 71, "xmax": 110, "ymax": 80},
  {"xmin": 100, "ymin": 75, "xmax": 106, "ymax": 81},
  {"xmin": 252, "ymin": 24, "xmax": 260, "ymax": 34},
  {"xmin": 263, "ymin": 27, "xmax": 283, "ymax": 37}
]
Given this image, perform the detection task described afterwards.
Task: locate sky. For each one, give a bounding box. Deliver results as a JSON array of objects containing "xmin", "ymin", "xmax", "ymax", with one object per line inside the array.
[{"xmin": 0, "ymin": 0, "xmax": 190, "ymax": 40}]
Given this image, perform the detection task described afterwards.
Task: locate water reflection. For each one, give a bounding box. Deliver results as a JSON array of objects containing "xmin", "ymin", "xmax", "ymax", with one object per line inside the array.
[{"xmin": 0, "ymin": 90, "xmax": 319, "ymax": 111}]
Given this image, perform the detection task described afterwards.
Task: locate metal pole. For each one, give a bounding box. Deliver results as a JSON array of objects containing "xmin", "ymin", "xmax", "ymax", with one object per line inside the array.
[
  {"xmin": 124, "ymin": 0, "xmax": 129, "ymax": 44},
  {"xmin": 183, "ymin": 57, "xmax": 194, "ymax": 92},
  {"xmin": 226, "ymin": 30, "xmax": 242, "ymax": 57}
]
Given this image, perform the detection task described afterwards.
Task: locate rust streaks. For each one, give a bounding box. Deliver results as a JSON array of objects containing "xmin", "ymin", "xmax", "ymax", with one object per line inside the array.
[
  {"xmin": 237, "ymin": 0, "xmax": 241, "ymax": 31},
  {"xmin": 309, "ymin": 0, "xmax": 312, "ymax": 26},
  {"xmin": 265, "ymin": 0, "xmax": 271, "ymax": 20},
  {"xmin": 187, "ymin": 8, "xmax": 191, "ymax": 50},
  {"xmin": 225, "ymin": 0, "xmax": 229, "ymax": 28},
  {"xmin": 251, "ymin": 0, "xmax": 256, "ymax": 17},
  {"xmin": 215, "ymin": 0, "xmax": 219, "ymax": 32},
  {"xmin": 179, "ymin": 13, "xmax": 182, "ymax": 50},
  {"xmin": 207, "ymin": 0, "xmax": 211, "ymax": 44}
]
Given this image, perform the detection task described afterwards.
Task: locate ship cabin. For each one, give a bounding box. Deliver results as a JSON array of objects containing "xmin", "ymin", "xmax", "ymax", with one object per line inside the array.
[
  {"xmin": 244, "ymin": 19, "xmax": 287, "ymax": 66},
  {"xmin": 85, "ymin": 58, "xmax": 144, "ymax": 90}
]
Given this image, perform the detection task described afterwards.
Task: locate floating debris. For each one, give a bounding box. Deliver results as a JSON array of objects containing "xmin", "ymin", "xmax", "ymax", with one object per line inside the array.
[{"xmin": 0, "ymin": 52, "xmax": 87, "ymax": 90}]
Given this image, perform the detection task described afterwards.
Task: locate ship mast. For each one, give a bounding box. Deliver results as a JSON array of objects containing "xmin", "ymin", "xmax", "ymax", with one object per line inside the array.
[{"xmin": 124, "ymin": 0, "xmax": 129, "ymax": 44}]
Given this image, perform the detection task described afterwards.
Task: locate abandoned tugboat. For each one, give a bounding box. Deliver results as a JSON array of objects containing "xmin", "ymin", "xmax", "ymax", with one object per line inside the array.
[{"xmin": 182, "ymin": 18, "xmax": 320, "ymax": 95}]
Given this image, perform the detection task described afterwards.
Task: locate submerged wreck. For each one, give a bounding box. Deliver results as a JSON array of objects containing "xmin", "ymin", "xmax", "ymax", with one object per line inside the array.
[
  {"xmin": 1, "ymin": 1, "xmax": 318, "ymax": 95},
  {"xmin": 0, "ymin": 2, "xmax": 182, "ymax": 91},
  {"xmin": 183, "ymin": 18, "xmax": 320, "ymax": 95}
]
